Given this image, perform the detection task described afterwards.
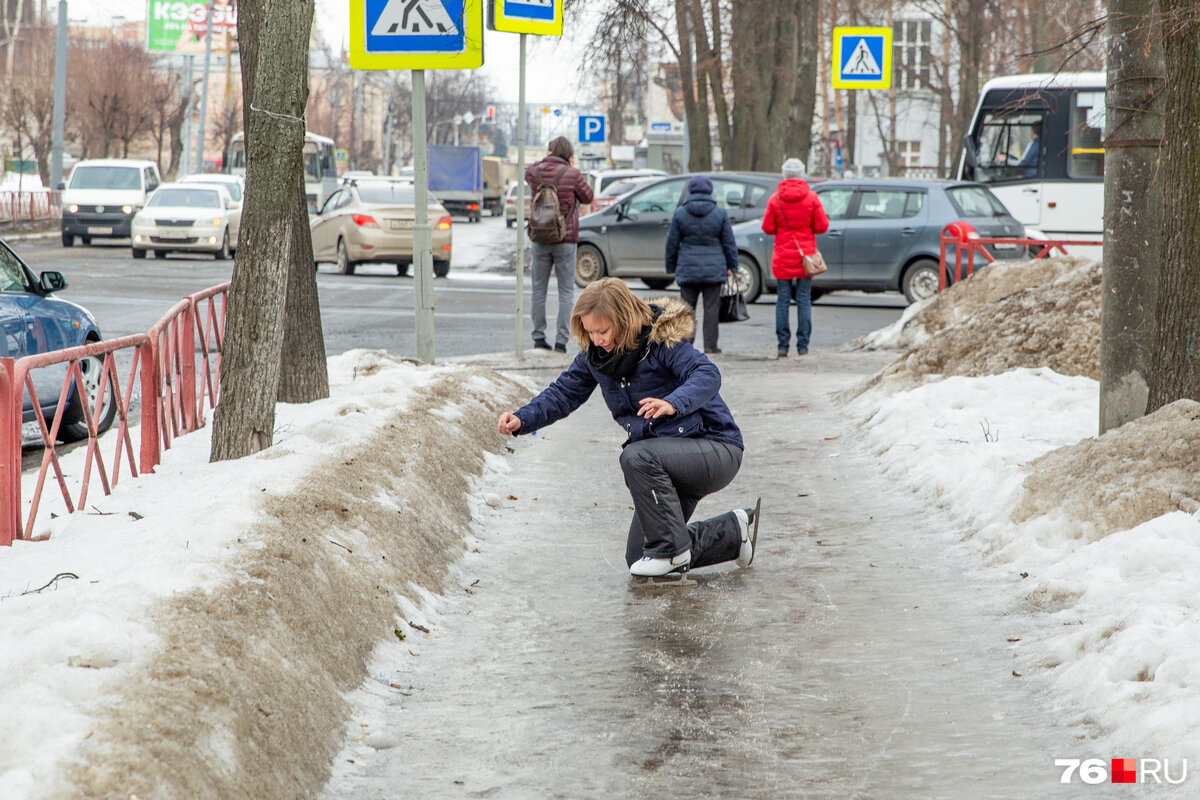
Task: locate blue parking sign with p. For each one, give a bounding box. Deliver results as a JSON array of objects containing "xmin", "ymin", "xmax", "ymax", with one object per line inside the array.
[{"xmin": 579, "ymin": 115, "xmax": 605, "ymax": 143}]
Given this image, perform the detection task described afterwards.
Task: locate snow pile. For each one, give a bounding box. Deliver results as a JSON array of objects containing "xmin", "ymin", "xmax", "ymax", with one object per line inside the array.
[
  {"xmin": 1012, "ymin": 399, "xmax": 1200, "ymax": 538},
  {"xmin": 855, "ymin": 256, "xmax": 1090, "ymax": 351},
  {"xmin": 853, "ymin": 362, "xmax": 1200, "ymax": 759},
  {"xmin": 0, "ymin": 351, "xmax": 530, "ymax": 799}
]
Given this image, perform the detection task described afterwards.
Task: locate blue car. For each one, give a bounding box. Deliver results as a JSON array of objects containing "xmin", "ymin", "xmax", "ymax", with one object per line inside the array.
[
  {"xmin": 0, "ymin": 237, "xmax": 117, "ymax": 442},
  {"xmin": 732, "ymin": 178, "xmax": 1027, "ymax": 304}
]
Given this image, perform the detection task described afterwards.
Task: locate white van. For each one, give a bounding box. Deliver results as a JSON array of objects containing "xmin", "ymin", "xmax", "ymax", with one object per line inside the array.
[{"xmin": 60, "ymin": 158, "xmax": 161, "ymax": 247}]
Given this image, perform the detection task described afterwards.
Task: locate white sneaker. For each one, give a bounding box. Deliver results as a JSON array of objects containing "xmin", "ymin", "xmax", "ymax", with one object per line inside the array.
[
  {"xmin": 629, "ymin": 550, "xmax": 692, "ymax": 577},
  {"xmin": 735, "ymin": 498, "xmax": 761, "ymax": 567}
]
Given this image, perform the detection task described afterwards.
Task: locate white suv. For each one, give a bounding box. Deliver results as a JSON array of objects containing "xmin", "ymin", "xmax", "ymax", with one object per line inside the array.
[{"xmin": 60, "ymin": 158, "xmax": 161, "ymax": 247}]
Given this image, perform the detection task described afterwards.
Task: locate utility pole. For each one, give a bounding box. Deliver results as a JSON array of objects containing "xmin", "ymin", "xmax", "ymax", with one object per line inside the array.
[
  {"xmin": 194, "ymin": 0, "xmax": 215, "ymax": 172},
  {"xmin": 49, "ymin": 0, "xmax": 66, "ymax": 189}
]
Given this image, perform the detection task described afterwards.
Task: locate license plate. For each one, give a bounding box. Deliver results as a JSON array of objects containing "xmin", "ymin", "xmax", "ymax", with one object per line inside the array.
[
  {"xmin": 993, "ymin": 242, "xmax": 1018, "ymax": 250},
  {"xmin": 388, "ymin": 219, "xmax": 413, "ymax": 230},
  {"xmin": 87, "ymin": 226, "xmax": 113, "ymax": 235},
  {"xmin": 157, "ymin": 230, "xmax": 188, "ymax": 239}
]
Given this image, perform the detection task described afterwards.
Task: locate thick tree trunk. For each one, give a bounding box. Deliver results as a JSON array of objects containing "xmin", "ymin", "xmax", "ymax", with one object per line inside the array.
[
  {"xmin": 1148, "ymin": 0, "xmax": 1200, "ymax": 410},
  {"xmin": 1099, "ymin": 0, "xmax": 1163, "ymax": 432},
  {"xmin": 787, "ymin": 0, "xmax": 819, "ymax": 171},
  {"xmin": 211, "ymin": 0, "xmax": 316, "ymax": 461},
  {"xmin": 704, "ymin": 0, "xmax": 733, "ymax": 165},
  {"xmin": 673, "ymin": 0, "xmax": 709, "ymax": 171}
]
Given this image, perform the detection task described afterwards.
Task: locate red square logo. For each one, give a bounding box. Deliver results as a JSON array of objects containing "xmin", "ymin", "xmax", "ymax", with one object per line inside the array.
[{"xmin": 1112, "ymin": 758, "xmax": 1137, "ymax": 783}]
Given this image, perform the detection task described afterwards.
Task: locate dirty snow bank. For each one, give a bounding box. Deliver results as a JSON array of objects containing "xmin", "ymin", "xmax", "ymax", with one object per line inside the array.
[
  {"xmin": 0, "ymin": 350, "xmax": 530, "ymax": 800},
  {"xmin": 853, "ymin": 255, "xmax": 1091, "ymax": 352},
  {"xmin": 852, "ymin": 262, "xmax": 1200, "ymax": 758}
]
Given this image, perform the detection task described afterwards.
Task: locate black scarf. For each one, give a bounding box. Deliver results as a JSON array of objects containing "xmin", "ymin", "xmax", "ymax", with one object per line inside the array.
[{"xmin": 588, "ymin": 324, "xmax": 652, "ymax": 380}]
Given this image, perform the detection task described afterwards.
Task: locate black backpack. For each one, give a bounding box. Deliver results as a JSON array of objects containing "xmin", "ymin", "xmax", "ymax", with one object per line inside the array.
[{"xmin": 527, "ymin": 164, "xmax": 570, "ymax": 244}]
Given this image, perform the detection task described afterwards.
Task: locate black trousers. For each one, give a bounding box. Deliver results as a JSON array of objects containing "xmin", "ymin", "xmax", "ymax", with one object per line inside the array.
[
  {"xmin": 619, "ymin": 437, "xmax": 744, "ymax": 569},
  {"xmin": 679, "ymin": 282, "xmax": 723, "ymax": 352}
]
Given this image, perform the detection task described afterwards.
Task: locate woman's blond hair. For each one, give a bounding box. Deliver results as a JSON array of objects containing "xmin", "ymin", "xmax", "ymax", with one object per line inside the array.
[{"xmin": 570, "ymin": 278, "xmax": 653, "ymax": 352}]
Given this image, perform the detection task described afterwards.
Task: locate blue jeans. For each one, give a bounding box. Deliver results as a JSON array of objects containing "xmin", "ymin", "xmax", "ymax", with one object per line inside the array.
[
  {"xmin": 530, "ymin": 242, "xmax": 576, "ymax": 347},
  {"xmin": 776, "ymin": 278, "xmax": 812, "ymax": 352}
]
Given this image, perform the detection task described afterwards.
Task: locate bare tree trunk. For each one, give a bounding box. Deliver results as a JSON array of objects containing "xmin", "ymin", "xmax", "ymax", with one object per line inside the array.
[
  {"xmin": 673, "ymin": 0, "xmax": 709, "ymax": 171},
  {"xmin": 1100, "ymin": 0, "xmax": 1163, "ymax": 432},
  {"xmin": 787, "ymin": 0, "xmax": 819, "ymax": 171},
  {"xmin": 1148, "ymin": 0, "xmax": 1200, "ymax": 411},
  {"xmin": 704, "ymin": 0, "xmax": 732, "ymax": 164},
  {"xmin": 211, "ymin": 0, "xmax": 317, "ymax": 461}
]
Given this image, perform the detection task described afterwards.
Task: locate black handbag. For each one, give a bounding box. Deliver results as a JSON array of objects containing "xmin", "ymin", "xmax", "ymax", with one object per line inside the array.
[{"xmin": 718, "ymin": 275, "xmax": 750, "ymax": 323}]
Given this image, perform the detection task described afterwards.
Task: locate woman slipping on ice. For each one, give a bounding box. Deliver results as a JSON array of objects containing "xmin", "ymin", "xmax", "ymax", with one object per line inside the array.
[{"xmin": 497, "ymin": 277, "xmax": 759, "ymax": 580}]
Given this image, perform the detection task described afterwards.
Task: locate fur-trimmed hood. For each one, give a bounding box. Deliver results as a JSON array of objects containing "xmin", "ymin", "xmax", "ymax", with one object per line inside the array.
[{"xmin": 647, "ymin": 296, "xmax": 696, "ymax": 347}]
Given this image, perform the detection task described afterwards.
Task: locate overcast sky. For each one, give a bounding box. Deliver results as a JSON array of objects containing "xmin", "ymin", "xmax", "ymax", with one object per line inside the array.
[{"xmin": 61, "ymin": 0, "xmax": 589, "ymax": 105}]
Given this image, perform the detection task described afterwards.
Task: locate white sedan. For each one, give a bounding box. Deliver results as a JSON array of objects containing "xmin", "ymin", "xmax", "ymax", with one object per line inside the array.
[{"xmin": 131, "ymin": 183, "xmax": 239, "ymax": 260}]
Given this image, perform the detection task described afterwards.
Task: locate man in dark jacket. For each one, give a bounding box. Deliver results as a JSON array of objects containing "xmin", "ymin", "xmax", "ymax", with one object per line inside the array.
[
  {"xmin": 524, "ymin": 137, "xmax": 594, "ymax": 352},
  {"xmin": 665, "ymin": 175, "xmax": 738, "ymax": 354}
]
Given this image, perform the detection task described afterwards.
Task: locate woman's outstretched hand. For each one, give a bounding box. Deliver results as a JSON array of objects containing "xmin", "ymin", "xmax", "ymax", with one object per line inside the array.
[
  {"xmin": 497, "ymin": 412, "xmax": 523, "ymax": 435},
  {"xmin": 637, "ymin": 397, "xmax": 676, "ymax": 419}
]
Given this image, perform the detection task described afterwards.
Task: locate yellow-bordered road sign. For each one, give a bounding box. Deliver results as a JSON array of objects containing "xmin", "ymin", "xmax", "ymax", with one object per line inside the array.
[
  {"xmin": 832, "ymin": 27, "xmax": 892, "ymax": 90},
  {"xmin": 486, "ymin": 0, "xmax": 563, "ymax": 36},
  {"xmin": 350, "ymin": 0, "xmax": 483, "ymax": 70}
]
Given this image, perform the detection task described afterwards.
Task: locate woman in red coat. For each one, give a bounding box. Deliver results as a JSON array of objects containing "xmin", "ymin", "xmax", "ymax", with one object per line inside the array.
[{"xmin": 761, "ymin": 158, "xmax": 829, "ymax": 357}]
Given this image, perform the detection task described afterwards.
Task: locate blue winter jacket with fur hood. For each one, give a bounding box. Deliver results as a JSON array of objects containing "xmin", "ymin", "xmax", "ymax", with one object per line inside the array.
[{"xmin": 512, "ymin": 298, "xmax": 743, "ymax": 448}]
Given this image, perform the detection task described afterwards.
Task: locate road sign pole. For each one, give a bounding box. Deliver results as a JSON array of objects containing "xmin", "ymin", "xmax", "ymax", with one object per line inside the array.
[
  {"xmin": 515, "ymin": 32, "xmax": 527, "ymax": 359},
  {"xmin": 50, "ymin": 0, "xmax": 67, "ymax": 190},
  {"xmin": 412, "ymin": 69, "xmax": 435, "ymax": 363}
]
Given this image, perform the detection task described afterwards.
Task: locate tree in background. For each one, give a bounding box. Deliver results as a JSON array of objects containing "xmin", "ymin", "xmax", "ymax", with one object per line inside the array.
[
  {"xmin": 3, "ymin": 25, "xmax": 54, "ymax": 185},
  {"xmin": 212, "ymin": 0, "xmax": 327, "ymax": 462},
  {"xmin": 66, "ymin": 39, "xmax": 159, "ymax": 158}
]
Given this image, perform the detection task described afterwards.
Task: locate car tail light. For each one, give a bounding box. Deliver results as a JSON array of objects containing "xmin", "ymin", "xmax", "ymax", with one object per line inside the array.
[
  {"xmin": 437, "ymin": 216, "xmax": 452, "ymax": 230},
  {"xmin": 351, "ymin": 213, "xmax": 378, "ymax": 227},
  {"xmin": 469, "ymin": 203, "xmax": 479, "ymax": 211},
  {"xmin": 441, "ymin": 245, "xmax": 452, "ymax": 252}
]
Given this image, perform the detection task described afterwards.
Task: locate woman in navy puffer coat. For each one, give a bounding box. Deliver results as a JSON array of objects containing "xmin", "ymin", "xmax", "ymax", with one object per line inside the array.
[
  {"xmin": 497, "ymin": 278, "xmax": 760, "ymax": 581},
  {"xmin": 665, "ymin": 175, "xmax": 738, "ymax": 354}
]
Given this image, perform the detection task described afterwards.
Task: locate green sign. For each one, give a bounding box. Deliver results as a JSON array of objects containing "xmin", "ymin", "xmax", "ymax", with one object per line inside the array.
[{"xmin": 147, "ymin": 0, "xmax": 237, "ymax": 53}]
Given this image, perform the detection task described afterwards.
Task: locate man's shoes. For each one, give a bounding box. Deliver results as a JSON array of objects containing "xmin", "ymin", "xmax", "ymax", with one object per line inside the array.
[
  {"xmin": 734, "ymin": 497, "xmax": 761, "ymax": 567},
  {"xmin": 533, "ymin": 340, "xmax": 552, "ymax": 350},
  {"xmin": 554, "ymin": 343, "xmax": 567, "ymax": 353},
  {"xmin": 777, "ymin": 350, "xmax": 788, "ymax": 359},
  {"xmin": 629, "ymin": 550, "xmax": 692, "ymax": 576},
  {"xmin": 707, "ymin": 348, "xmax": 722, "ymax": 355},
  {"xmin": 796, "ymin": 350, "xmax": 809, "ymax": 356}
]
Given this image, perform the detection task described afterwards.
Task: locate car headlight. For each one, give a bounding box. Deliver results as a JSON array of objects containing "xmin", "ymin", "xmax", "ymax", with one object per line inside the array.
[
  {"xmin": 122, "ymin": 205, "xmax": 135, "ymax": 214},
  {"xmin": 67, "ymin": 204, "xmax": 78, "ymax": 213}
]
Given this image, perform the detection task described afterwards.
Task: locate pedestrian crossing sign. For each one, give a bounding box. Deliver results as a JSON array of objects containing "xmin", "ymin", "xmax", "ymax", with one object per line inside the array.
[
  {"xmin": 487, "ymin": 0, "xmax": 563, "ymax": 36},
  {"xmin": 350, "ymin": 0, "xmax": 483, "ymax": 70},
  {"xmin": 832, "ymin": 27, "xmax": 891, "ymax": 90}
]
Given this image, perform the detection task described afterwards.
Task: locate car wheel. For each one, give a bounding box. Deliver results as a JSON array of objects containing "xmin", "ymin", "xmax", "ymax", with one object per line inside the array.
[
  {"xmin": 396, "ymin": 263, "xmax": 410, "ymax": 277},
  {"xmin": 337, "ymin": 238, "xmax": 356, "ymax": 275},
  {"xmin": 153, "ymin": 250, "xmax": 167, "ymax": 259},
  {"xmin": 575, "ymin": 243, "xmax": 605, "ymax": 288},
  {"xmin": 81, "ymin": 236, "xmax": 92, "ymax": 245},
  {"xmin": 132, "ymin": 248, "xmax": 146, "ymax": 259},
  {"xmin": 810, "ymin": 288, "xmax": 826, "ymax": 302},
  {"xmin": 59, "ymin": 353, "xmax": 119, "ymax": 444},
  {"xmin": 215, "ymin": 230, "xmax": 231, "ymax": 260},
  {"xmin": 902, "ymin": 258, "xmax": 941, "ymax": 304},
  {"xmin": 61, "ymin": 232, "xmax": 74, "ymax": 247},
  {"xmin": 433, "ymin": 260, "xmax": 450, "ymax": 278},
  {"xmin": 506, "ymin": 219, "xmax": 514, "ymax": 228},
  {"xmin": 642, "ymin": 278, "xmax": 673, "ymax": 290},
  {"xmin": 735, "ymin": 253, "xmax": 763, "ymax": 303}
]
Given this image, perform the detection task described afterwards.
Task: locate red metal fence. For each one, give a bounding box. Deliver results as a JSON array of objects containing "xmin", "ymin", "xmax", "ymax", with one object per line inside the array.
[
  {"xmin": 0, "ymin": 190, "xmax": 61, "ymax": 225},
  {"xmin": 0, "ymin": 283, "xmax": 229, "ymax": 545},
  {"xmin": 938, "ymin": 222, "xmax": 1102, "ymax": 291}
]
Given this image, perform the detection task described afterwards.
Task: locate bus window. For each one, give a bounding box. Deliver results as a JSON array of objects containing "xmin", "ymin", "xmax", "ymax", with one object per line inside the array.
[
  {"xmin": 973, "ymin": 112, "xmax": 1043, "ymax": 182},
  {"xmin": 1068, "ymin": 91, "xmax": 1105, "ymax": 179}
]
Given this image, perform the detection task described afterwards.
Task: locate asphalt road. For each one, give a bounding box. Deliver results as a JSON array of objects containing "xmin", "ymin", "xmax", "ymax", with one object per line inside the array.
[{"xmin": 10, "ymin": 216, "xmax": 906, "ymax": 360}]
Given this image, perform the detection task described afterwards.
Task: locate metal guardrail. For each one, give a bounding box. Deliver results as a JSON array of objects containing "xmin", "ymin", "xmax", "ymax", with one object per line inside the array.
[
  {"xmin": 0, "ymin": 283, "xmax": 229, "ymax": 545},
  {"xmin": 0, "ymin": 190, "xmax": 61, "ymax": 224},
  {"xmin": 938, "ymin": 222, "xmax": 1103, "ymax": 291}
]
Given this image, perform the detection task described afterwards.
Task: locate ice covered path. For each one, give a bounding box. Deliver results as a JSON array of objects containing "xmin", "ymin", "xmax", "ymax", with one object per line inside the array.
[{"xmin": 320, "ymin": 351, "xmax": 1097, "ymax": 799}]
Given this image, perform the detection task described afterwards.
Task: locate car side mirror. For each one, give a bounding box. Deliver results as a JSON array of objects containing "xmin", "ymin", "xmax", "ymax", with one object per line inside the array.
[
  {"xmin": 57, "ymin": 181, "xmax": 66, "ymax": 191},
  {"xmin": 39, "ymin": 271, "xmax": 68, "ymax": 292}
]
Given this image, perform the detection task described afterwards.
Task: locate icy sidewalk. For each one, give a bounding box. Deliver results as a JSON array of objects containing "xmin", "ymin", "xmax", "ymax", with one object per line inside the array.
[{"xmin": 321, "ymin": 351, "xmax": 1114, "ymax": 799}]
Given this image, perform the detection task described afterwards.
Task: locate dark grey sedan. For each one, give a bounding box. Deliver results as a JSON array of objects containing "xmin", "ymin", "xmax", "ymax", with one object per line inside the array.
[
  {"xmin": 733, "ymin": 178, "xmax": 1026, "ymax": 304},
  {"xmin": 575, "ymin": 172, "xmax": 781, "ymax": 291}
]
